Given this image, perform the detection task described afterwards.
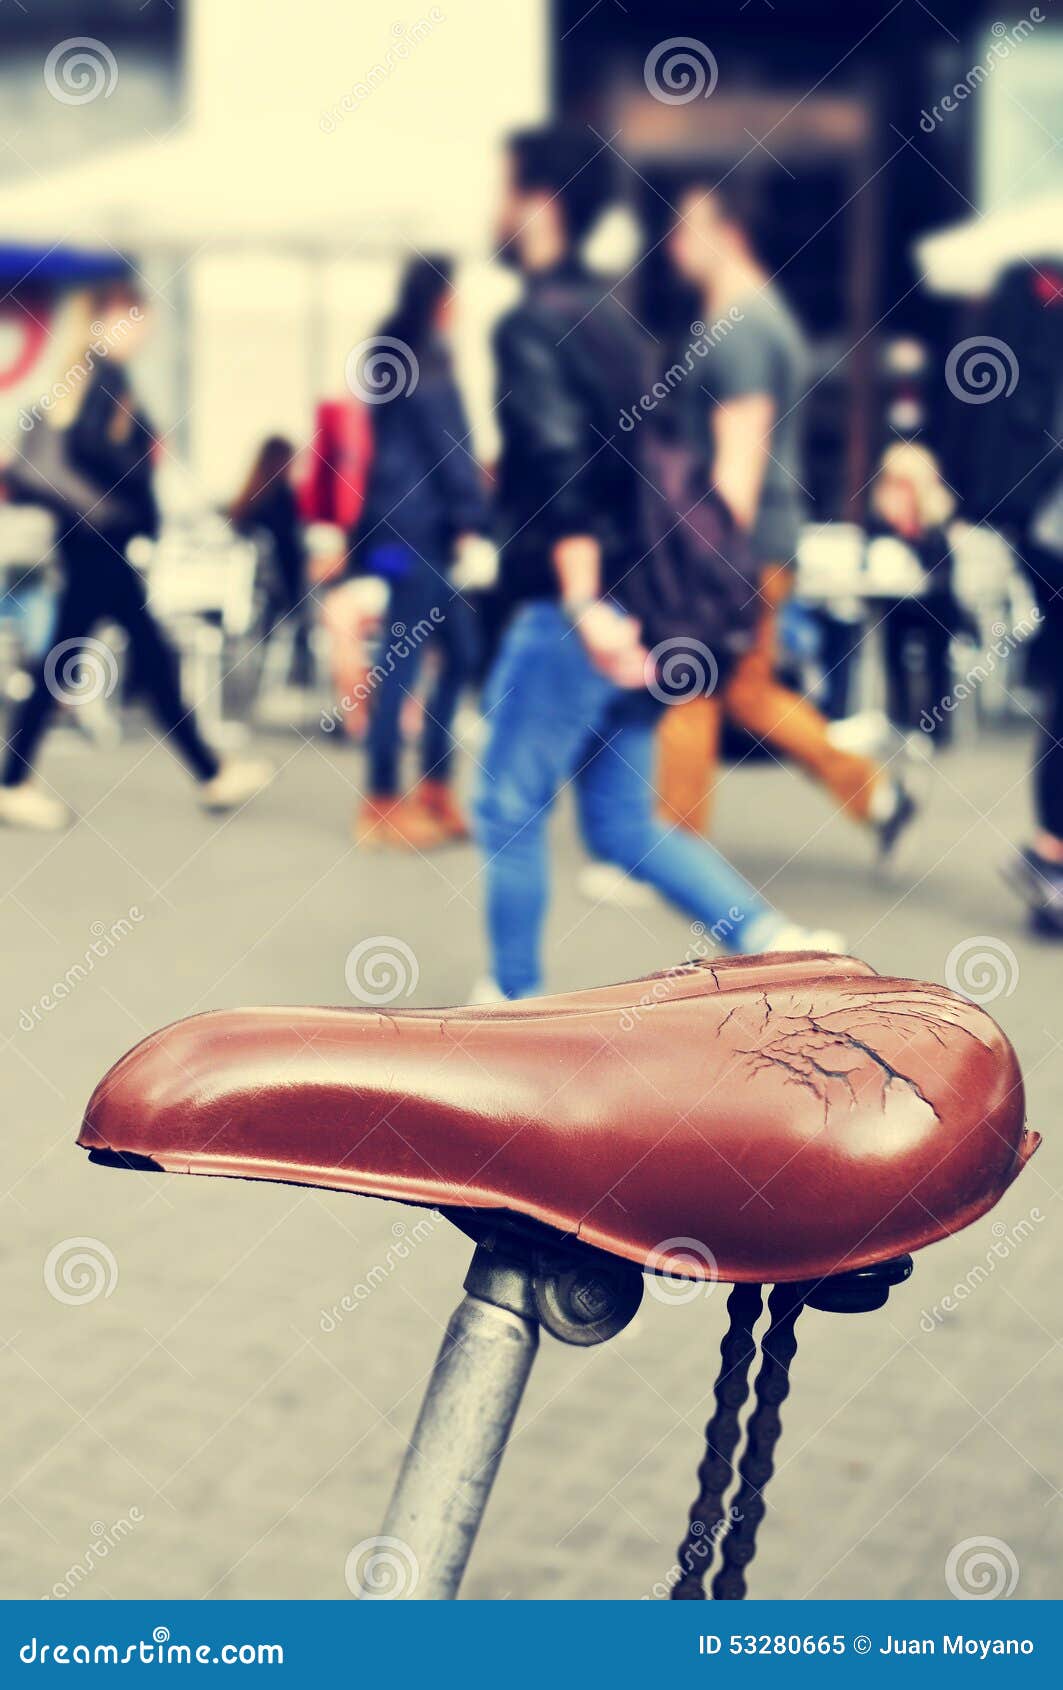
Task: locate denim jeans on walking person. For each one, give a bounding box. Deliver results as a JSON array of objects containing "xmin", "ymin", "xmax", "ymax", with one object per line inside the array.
[
  {"xmin": 473, "ymin": 602, "xmax": 786, "ymax": 999},
  {"xmin": 366, "ymin": 551, "xmax": 478, "ymax": 796}
]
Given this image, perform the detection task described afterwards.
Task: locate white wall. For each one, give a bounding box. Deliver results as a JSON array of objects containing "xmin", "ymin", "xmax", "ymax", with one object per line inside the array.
[
  {"xmin": 979, "ymin": 21, "xmax": 1063, "ymax": 210},
  {"xmin": 186, "ymin": 0, "xmax": 547, "ymax": 499},
  {"xmin": 0, "ymin": 45, "xmax": 182, "ymax": 451}
]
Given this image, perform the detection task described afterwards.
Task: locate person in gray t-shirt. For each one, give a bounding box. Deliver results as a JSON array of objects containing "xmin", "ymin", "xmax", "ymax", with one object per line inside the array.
[
  {"xmin": 691, "ymin": 282, "xmax": 810, "ymax": 567},
  {"xmin": 653, "ymin": 176, "xmax": 920, "ymax": 864}
]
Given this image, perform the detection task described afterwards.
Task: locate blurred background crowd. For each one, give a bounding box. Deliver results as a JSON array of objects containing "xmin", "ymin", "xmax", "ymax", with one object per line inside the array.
[{"xmin": 1, "ymin": 0, "xmax": 1061, "ymax": 952}]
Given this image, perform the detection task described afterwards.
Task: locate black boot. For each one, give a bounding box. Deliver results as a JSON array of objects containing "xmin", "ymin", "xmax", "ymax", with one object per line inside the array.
[{"xmin": 1002, "ymin": 846, "xmax": 1063, "ymax": 937}]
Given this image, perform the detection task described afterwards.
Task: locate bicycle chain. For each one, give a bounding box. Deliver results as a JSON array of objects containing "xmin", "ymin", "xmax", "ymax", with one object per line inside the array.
[
  {"xmin": 671, "ymin": 1280, "xmax": 805, "ymax": 1601},
  {"xmin": 710, "ymin": 1282, "xmax": 805, "ymax": 1600},
  {"xmin": 670, "ymin": 1281, "xmax": 763, "ymax": 1600}
]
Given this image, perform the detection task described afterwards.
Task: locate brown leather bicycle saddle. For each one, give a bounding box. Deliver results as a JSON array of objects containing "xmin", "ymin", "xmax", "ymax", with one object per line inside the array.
[{"xmin": 78, "ymin": 954, "xmax": 1037, "ymax": 1284}]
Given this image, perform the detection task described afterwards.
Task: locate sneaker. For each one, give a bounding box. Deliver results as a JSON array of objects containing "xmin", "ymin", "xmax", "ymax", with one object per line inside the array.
[
  {"xmin": 355, "ymin": 795, "xmax": 448, "ymax": 851},
  {"xmin": 412, "ymin": 778, "xmax": 470, "ymax": 841},
  {"xmin": 198, "ymin": 758, "xmax": 274, "ymax": 813},
  {"xmin": 825, "ymin": 709, "xmax": 893, "ymax": 758},
  {"xmin": 0, "ymin": 781, "xmax": 70, "ymax": 832},
  {"xmin": 5, "ymin": 669, "xmax": 34, "ymax": 705},
  {"xmin": 578, "ymin": 862, "xmax": 656, "ymax": 909},
  {"xmin": 1032, "ymin": 907, "xmax": 1063, "ymax": 938},
  {"xmin": 764, "ymin": 923, "xmax": 847, "ymax": 956},
  {"xmin": 1001, "ymin": 846, "xmax": 1063, "ymax": 936},
  {"xmin": 873, "ymin": 776, "xmax": 919, "ymax": 863}
]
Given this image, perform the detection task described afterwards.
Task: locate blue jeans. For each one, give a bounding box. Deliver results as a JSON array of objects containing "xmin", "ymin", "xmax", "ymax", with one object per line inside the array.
[
  {"xmin": 474, "ymin": 602, "xmax": 785, "ymax": 998},
  {"xmin": 366, "ymin": 555, "xmax": 478, "ymax": 796},
  {"xmin": 0, "ymin": 577, "xmax": 56, "ymax": 660}
]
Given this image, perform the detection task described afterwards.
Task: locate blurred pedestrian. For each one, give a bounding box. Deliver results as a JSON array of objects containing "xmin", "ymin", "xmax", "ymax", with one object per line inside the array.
[
  {"xmin": 0, "ymin": 281, "xmax": 271, "ymax": 830},
  {"xmin": 472, "ymin": 128, "xmax": 839, "ymax": 1001},
  {"xmin": 660, "ymin": 178, "xmax": 920, "ymax": 855},
  {"xmin": 1003, "ymin": 552, "xmax": 1063, "ymax": 936},
  {"xmin": 230, "ymin": 434, "xmax": 313, "ymax": 686},
  {"xmin": 350, "ymin": 256, "xmax": 490, "ymax": 850},
  {"xmin": 972, "ymin": 260, "xmax": 1063, "ymax": 938},
  {"xmin": 869, "ymin": 443, "xmax": 972, "ymax": 747}
]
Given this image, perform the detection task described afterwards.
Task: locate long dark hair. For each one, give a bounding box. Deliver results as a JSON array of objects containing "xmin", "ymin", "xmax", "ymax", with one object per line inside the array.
[
  {"xmin": 230, "ymin": 435, "xmax": 295, "ymax": 527},
  {"xmin": 379, "ymin": 255, "xmax": 453, "ymax": 355}
]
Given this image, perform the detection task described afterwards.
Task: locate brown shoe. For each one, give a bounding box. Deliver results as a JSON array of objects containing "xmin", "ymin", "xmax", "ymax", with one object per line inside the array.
[
  {"xmin": 413, "ymin": 778, "xmax": 470, "ymax": 841},
  {"xmin": 355, "ymin": 795, "xmax": 448, "ymax": 850}
]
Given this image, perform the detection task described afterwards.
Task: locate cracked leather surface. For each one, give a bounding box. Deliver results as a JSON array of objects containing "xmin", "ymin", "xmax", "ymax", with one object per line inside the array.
[{"xmin": 78, "ymin": 954, "xmax": 1038, "ymax": 1283}]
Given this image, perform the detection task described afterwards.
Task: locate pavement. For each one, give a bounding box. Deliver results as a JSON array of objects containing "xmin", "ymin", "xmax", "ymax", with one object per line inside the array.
[{"xmin": 1, "ymin": 707, "xmax": 1061, "ymax": 1603}]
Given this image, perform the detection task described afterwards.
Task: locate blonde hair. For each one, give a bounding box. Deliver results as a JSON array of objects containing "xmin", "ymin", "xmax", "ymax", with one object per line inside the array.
[
  {"xmin": 45, "ymin": 291, "xmax": 100, "ymax": 430},
  {"xmin": 871, "ymin": 442, "xmax": 956, "ymax": 531}
]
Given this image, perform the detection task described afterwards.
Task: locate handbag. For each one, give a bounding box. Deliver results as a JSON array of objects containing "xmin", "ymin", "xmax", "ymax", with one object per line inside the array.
[{"xmin": 623, "ymin": 431, "xmax": 761, "ymax": 689}]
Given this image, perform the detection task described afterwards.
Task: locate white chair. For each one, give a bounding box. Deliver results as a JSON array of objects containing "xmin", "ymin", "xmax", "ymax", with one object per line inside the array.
[{"xmin": 138, "ymin": 525, "xmax": 259, "ymax": 742}]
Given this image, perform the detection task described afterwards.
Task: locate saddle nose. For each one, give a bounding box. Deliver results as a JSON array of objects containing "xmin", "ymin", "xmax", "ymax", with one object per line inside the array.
[{"xmin": 77, "ymin": 955, "xmax": 1038, "ymax": 1284}]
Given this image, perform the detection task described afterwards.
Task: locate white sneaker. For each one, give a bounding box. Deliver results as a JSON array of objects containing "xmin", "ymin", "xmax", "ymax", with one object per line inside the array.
[
  {"xmin": 198, "ymin": 758, "xmax": 273, "ymax": 813},
  {"xmin": 467, "ymin": 976, "xmax": 508, "ymax": 1006},
  {"xmin": 5, "ymin": 669, "xmax": 34, "ymax": 705},
  {"xmin": 0, "ymin": 781, "xmax": 70, "ymax": 831},
  {"xmin": 578, "ymin": 862, "xmax": 656, "ymax": 909},
  {"xmin": 764, "ymin": 924, "xmax": 847, "ymax": 956},
  {"xmin": 825, "ymin": 710, "xmax": 892, "ymax": 756}
]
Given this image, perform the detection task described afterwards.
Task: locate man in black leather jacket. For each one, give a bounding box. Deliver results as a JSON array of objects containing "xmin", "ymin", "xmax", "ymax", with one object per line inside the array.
[
  {"xmin": 470, "ymin": 129, "xmax": 826, "ymax": 1000},
  {"xmin": 492, "ymin": 260, "xmax": 643, "ymax": 615}
]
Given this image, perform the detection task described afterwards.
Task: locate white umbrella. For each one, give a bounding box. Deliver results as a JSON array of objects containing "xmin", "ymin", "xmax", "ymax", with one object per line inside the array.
[
  {"xmin": 915, "ymin": 193, "xmax": 1063, "ymax": 298},
  {"xmin": 0, "ymin": 117, "xmax": 496, "ymax": 258}
]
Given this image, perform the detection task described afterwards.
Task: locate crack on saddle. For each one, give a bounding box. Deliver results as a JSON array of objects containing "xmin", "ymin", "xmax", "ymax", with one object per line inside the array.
[{"xmin": 730, "ymin": 993, "xmax": 944, "ymax": 1130}]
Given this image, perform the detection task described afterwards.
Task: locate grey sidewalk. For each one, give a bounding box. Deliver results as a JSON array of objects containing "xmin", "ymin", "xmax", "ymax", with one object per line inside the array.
[{"xmin": 1, "ymin": 721, "xmax": 1060, "ymax": 1601}]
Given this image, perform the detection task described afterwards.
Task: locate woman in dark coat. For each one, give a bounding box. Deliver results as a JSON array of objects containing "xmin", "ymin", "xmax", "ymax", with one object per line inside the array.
[
  {"xmin": 231, "ymin": 435, "xmax": 313, "ymax": 685},
  {"xmin": 0, "ymin": 282, "xmax": 270, "ymax": 831},
  {"xmin": 349, "ymin": 256, "xmax": 490, "ymax": 850}
]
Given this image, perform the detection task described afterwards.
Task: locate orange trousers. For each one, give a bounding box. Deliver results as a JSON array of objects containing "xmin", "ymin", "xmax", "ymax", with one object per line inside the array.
[{"xmin": 657, "ymin": 564, "xmax": 881, "ymax": 835}]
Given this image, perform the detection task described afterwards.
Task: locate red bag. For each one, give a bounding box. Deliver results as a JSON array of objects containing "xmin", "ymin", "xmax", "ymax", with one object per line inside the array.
[{"xmin": 298, "ymin": 400, "xmax": 372, "ymax": 529}]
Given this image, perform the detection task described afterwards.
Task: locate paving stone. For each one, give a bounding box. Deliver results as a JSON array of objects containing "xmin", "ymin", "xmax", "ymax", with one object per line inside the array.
[{"xmin": 2, "ymin": 724, "xmax": 1059, "ymax": 1601}]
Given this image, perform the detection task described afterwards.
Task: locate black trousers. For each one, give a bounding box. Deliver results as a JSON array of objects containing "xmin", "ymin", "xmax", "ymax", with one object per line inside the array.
[
  {"xmin": 881, "ymin": 597, "xmax": 954, "ymax": 742},
  {"xmin": 2, "ymin": 532, "xmax": 220, "ymax": 788},
  {"xmin": 262, "ymin": 559, "xmax": 314, "ymax": 687},
  {"xmin": 1033, "ymin": 585, "xmax": 1063, "ymax": 839}
]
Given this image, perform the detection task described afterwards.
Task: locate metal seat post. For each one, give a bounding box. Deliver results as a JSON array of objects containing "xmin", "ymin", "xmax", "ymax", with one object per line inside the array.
[{"xmin": 371, "ymin": 1222, "xmax": 644, "ymax": 1600}]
